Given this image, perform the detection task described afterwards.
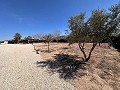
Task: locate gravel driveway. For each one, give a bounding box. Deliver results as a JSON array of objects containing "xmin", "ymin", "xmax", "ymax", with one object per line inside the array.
[{"xmin": 0, "ymin": 44, "xmax": 77, "ymax": 90}]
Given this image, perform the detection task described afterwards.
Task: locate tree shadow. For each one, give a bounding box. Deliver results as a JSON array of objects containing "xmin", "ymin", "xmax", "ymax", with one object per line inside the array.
[
  {"xmin": 111, "ymin": 37, "xmax": 120, "ymax": 52},
  {"xmin": 36, "ymin": 54, "xmax": 89, "ymax": 80},
  {"xmin": 113, "ymin": 45, "xmax": 120, "ymax": 52}
]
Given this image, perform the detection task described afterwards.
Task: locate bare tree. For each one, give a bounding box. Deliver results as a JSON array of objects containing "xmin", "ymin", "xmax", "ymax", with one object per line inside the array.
[
  {"xmin": 43, "ymin": 34, "xmax": 53, "ymax": 53},
  {"xmin": 32, "ymin": 33, "xmax": 44, "ymax": 43},
  {"xmin": 53, "ymin": 30, "xmax": 61, "ymax": 42}
]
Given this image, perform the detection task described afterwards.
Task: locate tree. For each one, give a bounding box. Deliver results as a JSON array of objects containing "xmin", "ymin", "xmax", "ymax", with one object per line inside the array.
[
  {"xmin": 53, "ymin": 30, "xmax": 61, "ymax": 42},
  {"xmin": 14, "ymin": 33, "xmax": 22, "ymax": 44},
  {"xmin": 106, "ymin": 2, "xmax": 120, "ymax": 50},
  {"xmin": 68, "ymin": 9, "xmax": 110, "ymax": 62},
  {"xmin": 24, "ymin": 36, "xmax": 32, "ymax": 43},
  {"xmin": 118, "ymin": 34, "xmax": 120, "ymax": 38},
  {"xmin": 43, "ymin": 34, "xmax": 53, "ymax": 53},
  {"xmin": 108, "ymin": 2, "xmax": 120, "ymax": 36},
  {"xmin": 32, "ymin": 33, "xmax": 53, "ymax": 53},
  {"xmin": 32, "ymin": 34, "xmax": 44, "ymax": 43}
]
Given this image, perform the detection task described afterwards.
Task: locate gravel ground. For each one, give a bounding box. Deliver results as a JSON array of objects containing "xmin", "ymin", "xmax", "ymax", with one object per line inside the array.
[{"xmin": 0, "ymin": 44, "xmax": 77, "ymax": 90}]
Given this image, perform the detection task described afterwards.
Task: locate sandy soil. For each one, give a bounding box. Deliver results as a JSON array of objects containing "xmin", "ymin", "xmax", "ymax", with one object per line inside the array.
[
  {"xmin": 0, "ymin": 44, "xmax": 77, "ymax": 90},
  {"xmin": 34, "ymin": 43, "xmax": 120, "ymax": 90}
]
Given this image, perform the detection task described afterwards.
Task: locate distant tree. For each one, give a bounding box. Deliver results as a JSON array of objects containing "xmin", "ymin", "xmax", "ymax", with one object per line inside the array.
[
  {"xmin": 25, "ymin": 36, "xmax": 32, "ymax": 43},
  {"xmin": 53, "ymin": 30, "xmax": 61, "ymax": 42},
  {"xmin": 14, "ymin": 33, "xmax": 22, "ymax": 44},
  {"xmin": 32, "ymin": 35, "xmax": 37, "ymax": 39},
  {"xmin": 32, "ymin": 34, "xmax": 44, "ymax": 43},
  {"xmin": 43, "ymin": 34, "xmax": 53, "ymax": 53},
  {"xmin": 32, "ymin": 33, "xmax": 53, "ymax": 53},
  {"xmin": 68, "ymin": 9, "xmax": 110, "ymax": 62}
]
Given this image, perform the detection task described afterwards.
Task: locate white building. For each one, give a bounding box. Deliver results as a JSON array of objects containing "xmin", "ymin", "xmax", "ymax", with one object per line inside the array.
[
  {"xmin": 4, "ymin": 41, "xmax": 8, "ymax": 44},
  {"xmin": 0, "ymin": 40, "xmax": 8, "ymax": 45}
]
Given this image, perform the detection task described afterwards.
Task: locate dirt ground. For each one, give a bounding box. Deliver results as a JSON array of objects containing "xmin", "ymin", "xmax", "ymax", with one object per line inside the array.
[{"xmin": 34, "ymin": 43, "xmax": 120, "ymax": 90}]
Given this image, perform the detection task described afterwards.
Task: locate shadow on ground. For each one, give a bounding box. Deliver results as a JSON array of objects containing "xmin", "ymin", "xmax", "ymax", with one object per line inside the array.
[
  {"xmin": 112, "ymin": 45, "xmax": 120, "ymax": 52},
  {"xmin": 111, "ymin": 37, "xmax": 120, "ymax": 52},
  {"xmin": 36, "ymin": 54, "xmax": 90, "ymax": 80}
]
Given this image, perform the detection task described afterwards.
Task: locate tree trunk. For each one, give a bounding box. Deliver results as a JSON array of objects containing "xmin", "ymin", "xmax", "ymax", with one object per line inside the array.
[
  {"xmin": 78, "ymin": 43, "xmax": 87, "ymax": 61},
  {"xmin": 78, "ymin": 43, "xmax": 97, "ymax": 62},
  {"xmin": 68, "ymin": 43, "xmax": 71, "ymax": 49},
  {"xmin": 85, "ymin": 43, "xmax": 97, "ymax": 62},
  {"xmin": 34, "ymin": 45, "xmax": 36, "ymax": 50},
  {"xmin": 99, "ymin": 42, "xmax": 100, "ymax": 46},
  {"xmin": 17, "ymin": 40, "xmax": 19, "ymax": 44},
  {"xmin": 28, "ymin": 40, "xmax": 29, "ymax": 44},
  {"xmin": 48, "ymin": 42, "xmax": 50, "ymax": 53}
]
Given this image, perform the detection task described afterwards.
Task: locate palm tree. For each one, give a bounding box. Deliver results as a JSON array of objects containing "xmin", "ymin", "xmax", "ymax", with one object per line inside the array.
[
  {"xmin": 24, "ymin": 36, "xmax": 32, "ymax": 43},
  {"xmin": 14, "ymin": 33, "xmax": 22, "ymax": 44}
]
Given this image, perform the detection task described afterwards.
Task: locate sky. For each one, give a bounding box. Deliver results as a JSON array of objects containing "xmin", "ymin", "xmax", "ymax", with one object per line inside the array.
[{"xmin": 0, "ymin": 0, "xmax": 119, "ymax": 40}]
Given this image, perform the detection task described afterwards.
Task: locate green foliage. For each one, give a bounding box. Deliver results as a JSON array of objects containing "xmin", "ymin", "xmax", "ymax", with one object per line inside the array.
[
  {"xmin": 68, "ymin": 9, "xmax": 109, "ymax": 44},
  {"xmin": 68, "ymin": 13, "xmax": 88, "ymax": 43},
  {"xmin": 106, "ymin": 2, "xmax": 120, "ymax": 46},
  {"xmin": 108, "ymin": 2, "xmax": 120, "ymax": 36},
  {"xmin": 24, "ymin": 36, "xmax": 32, "ymax": 44},
  {"xmin": 14, "ymin": 33, "xmax": 22, "ymax": 43},
  {"xmin": 118, "ymin": 34, "xmax": 120, "ymax": 38},
  {"xmin": 88, "ymin": 9, "xmax": 109, "ymax": 42},
  {"xmin": 25, "ymin": 36, "xmax": 32, "ymax": 40},
  {"xmin": 67, "ymin": 2, "xmax": 120, "ymax": 62}
]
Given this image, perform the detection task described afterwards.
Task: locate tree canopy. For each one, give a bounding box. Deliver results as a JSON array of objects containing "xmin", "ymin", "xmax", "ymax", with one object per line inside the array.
[
  {"xmin": 67, "ymin": 2, "xmax": 120, "ymax": 62},
  {"xmin": 25, "ymin": 36, "xmax": 32, "ymax": 40},
  {"xmin": 14, "ymin": 33, "xmax": 22, "ymax": 43}
]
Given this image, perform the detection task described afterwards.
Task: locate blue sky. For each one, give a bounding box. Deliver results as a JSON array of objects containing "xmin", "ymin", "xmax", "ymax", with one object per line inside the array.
[{"xmin": 0, "ymin": 0, "xmax": 119, "ymax": 40}]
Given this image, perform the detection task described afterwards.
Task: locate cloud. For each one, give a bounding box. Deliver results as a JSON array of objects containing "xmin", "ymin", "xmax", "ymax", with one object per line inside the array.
[
  {"xmin": 18, "ymin": 17, "xmax": 24, "ymax": 23},
  {"xmin": 0, "ymin": 10, "xmax": 24, "ymax": 23},
  {"xmin": 10, "ymin": 12, "xmax": 24, "ymax": 23}
]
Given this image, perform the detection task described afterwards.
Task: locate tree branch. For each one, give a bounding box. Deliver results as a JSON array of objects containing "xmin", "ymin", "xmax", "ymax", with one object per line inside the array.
[
  {"xmin": 78, "ymin": 43, "xmax": 87, "ymax": 61},
  {"xmin": 86, "ymin": 43, "xmax": 97, "ymax": 62}
]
